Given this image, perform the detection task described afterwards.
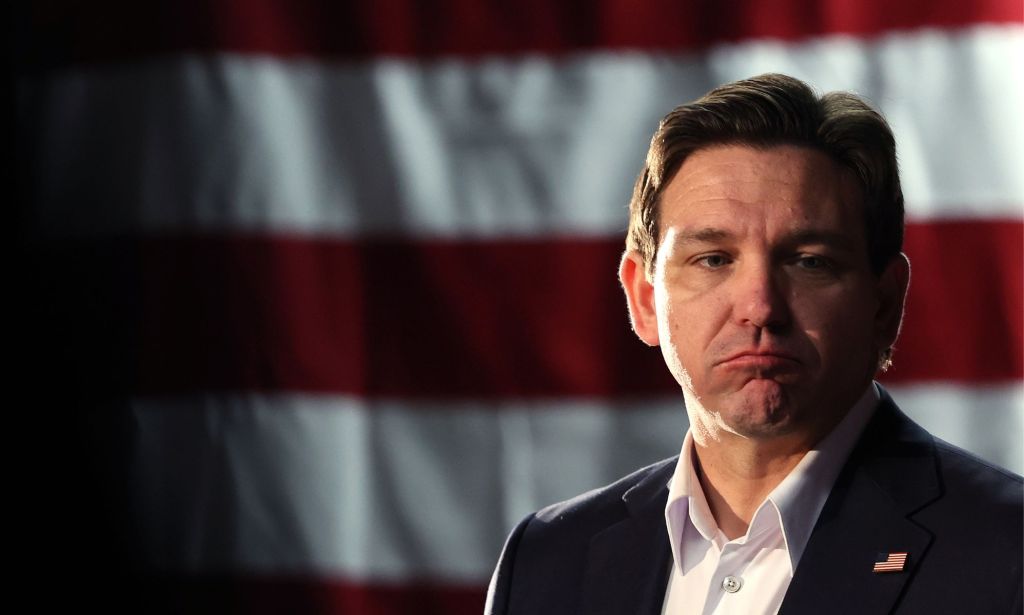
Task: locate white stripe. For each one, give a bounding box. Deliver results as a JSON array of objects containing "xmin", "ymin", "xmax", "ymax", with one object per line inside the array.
[
  {"xmin": 128, "ymin": 385, "xmax": 1021, "ymax": 579},
  {"xmin": 707, "ymin": 27, "xmax": 1024, "ymax": 219},
  {"xmin": 21, "ymin": 25, "xmax": 1023, "ymax": 238},
  {"xmin": 888, "ymin": 382, "xmax": 1024, "ymax": 473},
  {"xmin": 130, "ymin": 395, "xmax": 686, "ymax": 580}
]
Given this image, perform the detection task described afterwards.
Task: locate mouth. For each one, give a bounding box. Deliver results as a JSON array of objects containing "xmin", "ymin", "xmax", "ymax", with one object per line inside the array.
[{"xmin": 716, "ymin": 351, "xmax": 801, "ymax": 371}]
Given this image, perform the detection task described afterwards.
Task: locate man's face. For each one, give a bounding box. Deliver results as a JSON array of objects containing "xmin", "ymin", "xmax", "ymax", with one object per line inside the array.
[{"xmin": 621, "ymin": 145, "xmax": 908, "ymax": 445}]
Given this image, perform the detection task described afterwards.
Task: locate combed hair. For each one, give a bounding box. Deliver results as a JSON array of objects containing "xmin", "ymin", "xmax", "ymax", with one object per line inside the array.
[{"xmin": 626, "ymin": 73, "xmax": 904, "ymax": 277}]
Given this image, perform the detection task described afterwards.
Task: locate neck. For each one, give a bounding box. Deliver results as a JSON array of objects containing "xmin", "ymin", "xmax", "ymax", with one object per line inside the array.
[
  {"xmin": 682, "ymin": 381, "xmax": 871, "ymax": 540},
  {"xmin": 692, "ymin": 434, "xmax": 809, "ymax": 539}
]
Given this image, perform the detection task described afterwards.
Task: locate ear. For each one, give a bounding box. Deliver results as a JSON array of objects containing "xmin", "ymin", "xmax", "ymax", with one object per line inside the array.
[
  {"xmin": 619, "ymin": 250, "xmax": 660, "ymax": 346},
  {"xmin": 874, "ymin": 252, "xmax": 911, "ymax": 351}
]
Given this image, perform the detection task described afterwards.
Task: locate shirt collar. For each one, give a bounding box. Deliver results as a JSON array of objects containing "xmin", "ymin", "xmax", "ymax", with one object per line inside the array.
[{"xmin": 664, "ymin": 383, "xmax": 880, "ymax": 575}]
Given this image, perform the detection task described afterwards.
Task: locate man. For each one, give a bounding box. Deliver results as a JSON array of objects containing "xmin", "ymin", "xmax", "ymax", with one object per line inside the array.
[{"xmin": 485, "ymin": 74, "xmax": 1022, "ymax": 614}]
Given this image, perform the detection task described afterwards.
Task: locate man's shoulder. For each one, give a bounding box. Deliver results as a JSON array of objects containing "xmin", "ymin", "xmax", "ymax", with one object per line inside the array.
[
  {"xmin": 486, "ymin": 457, "xmax": 676, "ymax": 614},
  {"xmin": 528, "ymin": 456, "xmax": 676, "ymax": 533},
  {"xmin": 929, "ymin": 435, "xmax": 1022, "ymax": 517},
  {"xmin": 863, "ymin": 401, "xmax": 1022, "ymax": 564},
  {"xmin": 869, "ymin": 418, "xmax": 1023, "ymax": 612},
  {"xmin": 879, "ymin": 397, "xmax": 1022, "ymax": 504},
  {"xmin": 866, "ymin": 391, "xmax": 1021, "ymax": 504},
  {"xmin": 506, "ymin": 456, "xmax": 676, "ymax": 562}
]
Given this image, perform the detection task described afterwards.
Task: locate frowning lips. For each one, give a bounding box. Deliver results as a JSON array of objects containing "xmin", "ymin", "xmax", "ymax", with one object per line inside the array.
[{"xmin": 715, "ymin": 349, "xmax": 802, "ymax": 370}]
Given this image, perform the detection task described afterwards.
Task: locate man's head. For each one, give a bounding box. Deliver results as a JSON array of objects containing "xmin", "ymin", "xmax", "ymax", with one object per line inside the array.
[
  {"xmin": 627, "ymin": 73, "xmax": 903, "ymax": 279},
  {"xmin": 619, "ymin": 74, "xmax": 910, "ymax": 446}
]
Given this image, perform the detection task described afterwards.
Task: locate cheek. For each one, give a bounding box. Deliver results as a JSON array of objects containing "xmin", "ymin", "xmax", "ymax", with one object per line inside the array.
[
  {"xmin": 799, "ymin": 294, "xmax": 878, "ymax": 361},
  {"xmin": 656, "ymin": 293, "xmax": 726, "ymax": 368},
  {"xmin": 654, "ymin": 300, "xmax": 688, "ymax": 374}
]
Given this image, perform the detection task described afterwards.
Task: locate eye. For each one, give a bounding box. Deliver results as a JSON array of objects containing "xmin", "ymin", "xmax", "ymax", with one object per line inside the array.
[
  {"xmin": 793, "ymin": 254, "xmax": 835, "ymax": 272},
  {"xmin": 696, "ymin": 253, "xmax": 732, "ymax": 269}
]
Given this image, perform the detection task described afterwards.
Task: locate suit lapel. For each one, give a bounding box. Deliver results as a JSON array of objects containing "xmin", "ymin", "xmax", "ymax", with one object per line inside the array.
[
  {"xmin": 779, "ymin": 391, "xmax": 941, "ymax": 615},
  {"xmin": 580, "ymin": 461, "xmax": 674, "ymax": 615}
]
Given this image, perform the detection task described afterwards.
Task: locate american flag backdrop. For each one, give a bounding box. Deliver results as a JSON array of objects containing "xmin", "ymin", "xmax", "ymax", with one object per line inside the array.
[{"xmin": 16, "ymin": 1, "xmax": 1022, "ymax": 613}]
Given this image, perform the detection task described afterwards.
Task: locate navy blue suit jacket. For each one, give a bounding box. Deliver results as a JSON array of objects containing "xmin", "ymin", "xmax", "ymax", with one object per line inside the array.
[{"xmin": 486, "ymin": 390, "xmax": 1023, "ymax": 614}]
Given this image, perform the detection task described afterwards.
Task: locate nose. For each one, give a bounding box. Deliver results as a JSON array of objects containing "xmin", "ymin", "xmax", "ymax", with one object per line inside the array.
[{"xmin": 732, "ymin": 261, "xmax": 791, "ymax": 331}]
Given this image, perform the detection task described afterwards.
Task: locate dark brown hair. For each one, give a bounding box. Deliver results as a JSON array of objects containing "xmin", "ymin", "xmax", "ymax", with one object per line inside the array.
[{"xmin": 626, "ymin": 73, "xmax": 904, "ymax": 277}]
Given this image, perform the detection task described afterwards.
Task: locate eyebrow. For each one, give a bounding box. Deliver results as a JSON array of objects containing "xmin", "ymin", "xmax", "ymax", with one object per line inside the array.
[
  {"xmin": 783, "ymin": 230, "xmax": 858, "ymax": 252},
  {"xmin": 673, "ymin": 228, "xmax": 734, "ymax": 244},
  {"xmin": 671, "ymin": 228, "xmax": 857, "ymax": 251}
]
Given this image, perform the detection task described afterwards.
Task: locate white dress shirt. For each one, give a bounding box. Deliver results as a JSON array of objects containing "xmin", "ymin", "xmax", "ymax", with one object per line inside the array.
[{"xmin": 661, "ymin": 384, "xmax": 880, "ymax": 615}]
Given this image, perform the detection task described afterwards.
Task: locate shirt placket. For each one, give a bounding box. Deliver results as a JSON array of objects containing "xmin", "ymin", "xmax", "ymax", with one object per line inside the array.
[{"xmin": 707, "ymin": 539, "xmax": 749, "ymax": 614}]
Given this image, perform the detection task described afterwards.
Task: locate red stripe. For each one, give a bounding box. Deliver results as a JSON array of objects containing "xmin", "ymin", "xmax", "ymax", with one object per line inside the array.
[
  {"xmin": 126, "ymin": 575, "xmax": 485, "ymax": 615},
  {"xmin": 21, "ymin": 0, "xmax": 1022, "ymax": 68},
  {"xmin": 886, "ymin": 220, "xmax": 1024, "ymax": 386},
  {"xmin": 27, "ymin": 220, "xmax": 1022, "ymax": 398}
]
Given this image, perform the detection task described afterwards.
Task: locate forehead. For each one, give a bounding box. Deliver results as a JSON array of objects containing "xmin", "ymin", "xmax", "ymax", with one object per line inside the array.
[{"xmin": 659, "ymin": 144, "xmax": 862, "ymax": 236}]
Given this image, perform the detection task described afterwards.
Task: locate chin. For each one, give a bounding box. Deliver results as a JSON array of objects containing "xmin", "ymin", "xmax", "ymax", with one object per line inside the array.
[
  {"xmin": 723, "ymin": 412, "xmax": 801, "ymax": 439},
  {"xmin": 717, "ymin": 381, "xmax": 803, "ymax": 438}
]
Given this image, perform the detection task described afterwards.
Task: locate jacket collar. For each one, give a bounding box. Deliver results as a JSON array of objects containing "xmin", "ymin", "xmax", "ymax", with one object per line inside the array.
[
  {"xmin": 579, "ymin": 458, "xmax": 675, "ymax": 615},
  {"xmin": 779, "ymin": 387, "xmax": 941, "ymax": 614},
  {"xmin": 577, "ymin": 388, "xmax": 941, "ymax": 615}
]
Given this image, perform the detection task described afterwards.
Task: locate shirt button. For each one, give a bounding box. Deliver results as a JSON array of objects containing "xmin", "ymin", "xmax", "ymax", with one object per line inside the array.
[{"xmin": 722, "ymin": 576, "xmax": 743, "ymax": 593}]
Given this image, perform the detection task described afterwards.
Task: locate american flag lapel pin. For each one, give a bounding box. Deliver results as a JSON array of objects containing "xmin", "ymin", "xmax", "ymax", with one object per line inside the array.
[{"xmin": 873, "ymin": 552, "xmax": 908, "ymax": 573}]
